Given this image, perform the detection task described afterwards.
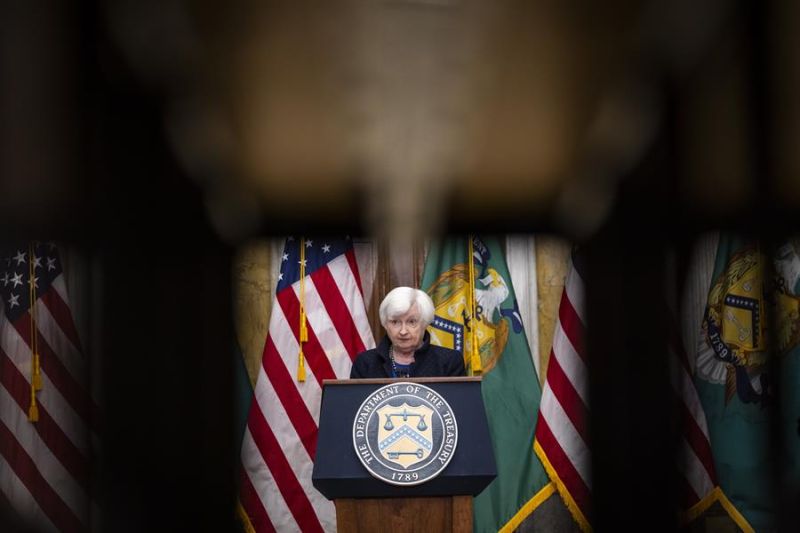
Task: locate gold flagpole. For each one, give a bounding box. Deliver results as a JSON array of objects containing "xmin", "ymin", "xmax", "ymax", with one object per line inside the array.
[
  {"xmin": 297, "ymin": 238, "xmax": 308, "ymax": 382},
  {"xmin": 28, "ymin": 242, "xmax": 41, "ymax": 422},
  {"xmin": 467, "ymin": 235, "xmax": 482, "ymax": 375}
]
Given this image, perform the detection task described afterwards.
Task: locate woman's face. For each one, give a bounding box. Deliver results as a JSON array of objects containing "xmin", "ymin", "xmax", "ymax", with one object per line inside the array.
[{"xmin": 384, "ymin": 302, "xmax": 425, "ymax": 353}]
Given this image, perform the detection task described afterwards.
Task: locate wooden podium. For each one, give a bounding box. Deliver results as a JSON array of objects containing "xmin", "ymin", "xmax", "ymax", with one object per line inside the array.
[{"xmin": 312, "ymin": 377, "xmax": 497, "ymax": 533}]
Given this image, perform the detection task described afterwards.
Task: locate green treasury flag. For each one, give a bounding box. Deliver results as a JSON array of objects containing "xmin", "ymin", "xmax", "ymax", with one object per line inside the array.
[
  {"xmin": 421, "ymin": 235, "xmax": 553, "ymax": 532},
  {"xmin": 695, "ymin": 234, "xmax": 800, "ymax": 531}
]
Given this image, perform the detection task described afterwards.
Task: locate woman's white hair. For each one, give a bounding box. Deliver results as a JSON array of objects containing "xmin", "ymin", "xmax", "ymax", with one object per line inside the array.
[{"xmin": 379, "ymin": 287, "xmax": 435, "ymax": 328}]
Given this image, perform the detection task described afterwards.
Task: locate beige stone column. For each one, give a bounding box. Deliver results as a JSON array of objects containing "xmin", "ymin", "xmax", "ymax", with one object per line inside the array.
[
  {"xmin": 232, "ymin": 240, "xmax": 275, "ymax": 387},
  {"xmin": 535, "ymin": 236, "xmax": 572, "ymax": 385}
]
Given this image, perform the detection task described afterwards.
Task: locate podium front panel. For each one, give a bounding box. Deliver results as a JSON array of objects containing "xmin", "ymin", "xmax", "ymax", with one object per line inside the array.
[{"xmin": 312, "ymin": 378, "xmax": 497, "ymax": 499}]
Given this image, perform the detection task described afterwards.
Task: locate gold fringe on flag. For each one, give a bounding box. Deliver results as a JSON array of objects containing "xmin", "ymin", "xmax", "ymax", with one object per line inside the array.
[
  {"xmin": 467, "ymin": 235, "xmax": 482, "ymax": 375},
  {"xmin": 297, "ymin": 237, "xmax": 307, "ymax": 382},
  {"xmin": 28, "ymin": 242, "xmax": 42, "ymax": 422},
  {"xmin": 236, "ymin": 502, "xmax": 257, "ymax": 533}
]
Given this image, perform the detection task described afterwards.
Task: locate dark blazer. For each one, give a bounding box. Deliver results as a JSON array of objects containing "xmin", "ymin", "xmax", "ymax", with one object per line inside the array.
[{"xmin": 350, "ymin": 331, "xmax": 466, "ymax": 378}]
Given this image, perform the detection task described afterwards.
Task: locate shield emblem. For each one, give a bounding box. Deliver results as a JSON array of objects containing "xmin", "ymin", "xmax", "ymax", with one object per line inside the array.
[
  {"xmin": 722, "ymin": 271, "xmax": 764, "ymax": 352},
  {"xmin": 376, "ymin": 403, "xmax": 434, "ymax": 468}
]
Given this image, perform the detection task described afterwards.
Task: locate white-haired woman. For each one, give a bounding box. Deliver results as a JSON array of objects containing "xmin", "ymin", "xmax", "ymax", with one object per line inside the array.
[{"xmin": 350, "ymin": 287, "xmax": 465, "ymax": 378}]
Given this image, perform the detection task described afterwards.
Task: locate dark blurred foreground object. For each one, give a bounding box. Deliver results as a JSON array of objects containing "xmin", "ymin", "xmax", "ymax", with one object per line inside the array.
[{"xmin": 7, "ymin": 1, "xmax": 799, "ymax": 244}]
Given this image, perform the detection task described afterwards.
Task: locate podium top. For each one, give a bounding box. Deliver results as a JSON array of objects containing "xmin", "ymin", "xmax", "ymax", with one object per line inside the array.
[{"xmin": 322, "ymin": 376, "xmax": 482, "ymax": 386}]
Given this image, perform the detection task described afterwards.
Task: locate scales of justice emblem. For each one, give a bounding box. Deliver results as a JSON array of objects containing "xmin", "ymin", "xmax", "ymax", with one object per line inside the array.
[
  {"xmin": 376, "ymin": 403, "xmax": 434, "ymax": 468},
  {"xmin": 353, "ymin": 382, "xmax": 458, "ymax": 486}
]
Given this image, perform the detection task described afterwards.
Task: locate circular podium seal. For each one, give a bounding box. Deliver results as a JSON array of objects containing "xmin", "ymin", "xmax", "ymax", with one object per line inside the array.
[{"xmin": 352, "ymin": 382, "xmax": 458, "ymax": 486}]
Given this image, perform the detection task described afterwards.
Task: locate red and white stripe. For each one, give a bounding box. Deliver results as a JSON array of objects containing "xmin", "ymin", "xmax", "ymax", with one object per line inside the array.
[
  {"xmin": 0, "ymin": 268, "xmax": 98, "ymax": 532},
  {"xmin": 668, "ymin": 322, "xmax": 717, "ymax": 510},
  {"xmin": 240, "ymin": 248, "xmax": 374, "ymax": 533},
  {"xmin": 534, "ymin": 256, "xmax": 717, "ymax": 532},
  {"xmin": 534, "ymin": 260, "xmax": 592, "ymax": 529}
]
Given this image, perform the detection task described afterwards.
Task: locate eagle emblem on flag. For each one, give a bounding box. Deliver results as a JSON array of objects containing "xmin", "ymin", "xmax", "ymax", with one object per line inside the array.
[{"xmin": 426, "ymin": 263, "xmax": 512, "ymax": 373}]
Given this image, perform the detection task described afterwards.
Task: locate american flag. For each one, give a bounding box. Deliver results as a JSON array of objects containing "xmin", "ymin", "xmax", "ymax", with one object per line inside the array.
[
  {"xmin": 533, "ymin": 253, "xmax": 717, "ymax": 532},
  {"xmin": 239, "ymin": 237, "xmax": 374, "ymax": 532},
  {"xmin": 0, "ymin": 242, "xmax": 97, "ymax": 532}
]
